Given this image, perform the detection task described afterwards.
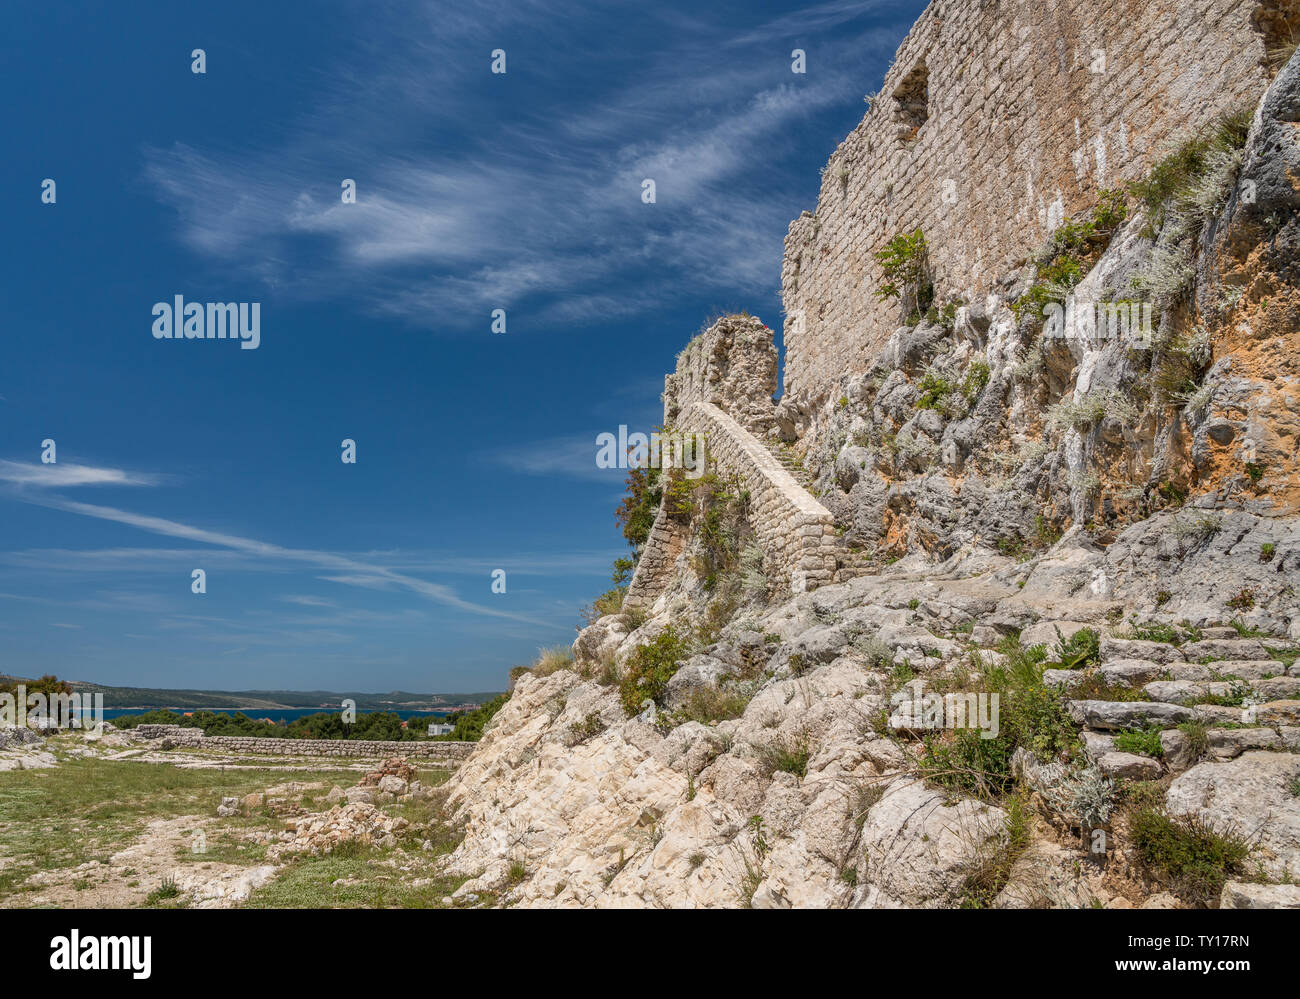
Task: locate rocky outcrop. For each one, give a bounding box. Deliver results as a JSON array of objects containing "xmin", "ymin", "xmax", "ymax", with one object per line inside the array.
[
  {"xmin": 443, "ymin": 24, "xmax": 1300, "ymax": 910},
  {"xmin": 442, "ymin": 522, "xmax": 1300, "ymax": 906}
]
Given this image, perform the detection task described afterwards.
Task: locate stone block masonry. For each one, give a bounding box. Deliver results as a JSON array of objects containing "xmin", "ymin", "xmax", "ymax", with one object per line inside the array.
[
  {"xmin": 782, "ymin": 0, "xmax": 1288, "ymax": 406},
  {"xmin": 625, "ymin": 503, "xmax": 690, "ymax": 609},
  {"xmin": 134, "ymin": 724, "xmax": 474, "ymax": 760},
  {"xmin": 683, "ymin": 401, "xmax": 839, "ymax": 594},
  {"xmin": 663, "ymin": 314, "xmax": 779, "ymax": 437},
  {"xmin": 625, "ymin": 397, "xmax": 839, "ymax": 604}
]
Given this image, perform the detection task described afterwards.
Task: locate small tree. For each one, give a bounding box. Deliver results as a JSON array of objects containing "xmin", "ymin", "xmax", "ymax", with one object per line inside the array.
[{"xmin": 874, "ymin": 228, "xmax": 932, "ymax": 319}]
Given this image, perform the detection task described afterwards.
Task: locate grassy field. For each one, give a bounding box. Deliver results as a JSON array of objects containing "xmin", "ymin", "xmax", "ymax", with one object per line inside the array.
[
  {"xmin": 0, "ymin": 751, "xmax": 469, "ymax": 908},
  {"xmin": 244, "ymin": 779, "xmax": 471, "ymax": 908}
]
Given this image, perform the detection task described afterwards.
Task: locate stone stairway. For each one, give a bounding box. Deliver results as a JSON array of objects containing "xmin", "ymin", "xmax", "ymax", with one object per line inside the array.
[
  {"xmin": 760, "ymin": 438, "xmax": 877, "ymax": 584},
  {"xmin": 1041, "ymin": 631, "xmax": 1300, "ymax": 781},
  {"xmin": 763, "ymin": 439, "xmax": 815, "ymax": 492},
  {"xmin": 759, "ymin": 437, "xmax": 878, "ymax": 585},
  {"xmin": 833, "ymin": 547, "xmax": 878, "ymax": 583}
]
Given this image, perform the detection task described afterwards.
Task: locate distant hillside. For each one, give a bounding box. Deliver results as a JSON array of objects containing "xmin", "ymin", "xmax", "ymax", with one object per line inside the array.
[{"xmin": 0, "ymin": 675, "xmax": 501, "ymax": 711}]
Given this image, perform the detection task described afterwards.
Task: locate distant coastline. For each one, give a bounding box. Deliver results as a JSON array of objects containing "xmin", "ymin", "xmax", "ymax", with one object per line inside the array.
[
  {"xmin": 101, "ymin": 707, "xmax": 451, "ymax": 723},
  {"xmin": 0, "ymin": 674, "xmax": 502, "ymax": 713}
]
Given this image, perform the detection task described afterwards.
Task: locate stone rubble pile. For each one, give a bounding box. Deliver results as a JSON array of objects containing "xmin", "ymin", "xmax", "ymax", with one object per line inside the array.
[{"xmin": 268, "ymin": 802, "xmax": 410, "ymax": 859}]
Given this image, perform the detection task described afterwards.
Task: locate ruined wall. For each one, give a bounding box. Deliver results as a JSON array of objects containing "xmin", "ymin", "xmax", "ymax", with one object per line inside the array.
[
  {"xmin": 624, "ymin": 504, "xmax": 689, "ymax": 609},
  {"xmin": 663, "ymin": 314, "xmax": 780, "ymax": 437},
  {"xmin": 135, "ymin": 724, "xmax": 474, "ymax": 759},
  {"xmin": 627, "ymin": 312, "xmax": 839, "ymax": 603},
  {"xmin": 782, "ymin": 0, "xmax": 1285, "ymax": 405}
]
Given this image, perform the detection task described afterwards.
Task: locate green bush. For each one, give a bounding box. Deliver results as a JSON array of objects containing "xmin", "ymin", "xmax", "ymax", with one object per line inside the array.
[
  {"xmin": 874, "ymin": 229, "xmax": 932, "ymax": 313},
  {"xmin": 959, "ymin": 362, "xmax": 991, "ymax": 403},
  {"xmin": 615, "ymin": 465, "xmax": 662, "ymax": 550},
  {"xmin": 915, "ymin": 372, "xmax": 953, "ymax": 409},
  {"xmin": 1013, "ymin": 190, "xmax": 1128, "ymax": 321},
  {"xmin": 440, "ymin": 693, "xmax": 510, "ymax": 741},
  {"xmin": 671, "ymin": 685, "xmax": 751, "ymax": 726},
  {"xmin": 619, "ymin": 627, "xmax": 692, "ymax": 717}
]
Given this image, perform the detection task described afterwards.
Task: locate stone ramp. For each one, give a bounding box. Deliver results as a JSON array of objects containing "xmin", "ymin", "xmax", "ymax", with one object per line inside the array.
[{"xmin": 627, "ymin": 401, "xmax": 840, "ymax": 605}]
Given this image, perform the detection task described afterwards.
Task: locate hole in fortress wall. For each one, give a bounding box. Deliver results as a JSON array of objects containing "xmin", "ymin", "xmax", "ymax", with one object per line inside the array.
[{"xmin": 892, "ymin": 59, "xmax": 929, "ymax": 142}]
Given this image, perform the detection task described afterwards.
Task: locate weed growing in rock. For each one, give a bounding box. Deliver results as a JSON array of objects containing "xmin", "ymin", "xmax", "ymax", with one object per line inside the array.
[
  {"xmin": 1129, "ymin": 806, "xmax": 1251, "ymax": 907},
  {"xmin": 1114, "ymin": 726, "xmax": 1164, "ymax": 757},
  {"xmin": 1177, "ymin": 720, "xmax": 1209, "ymax": 763},
  {"xmin": 958, "ymin": 793, "xmax": 1031, "ymax": 908},
  {"xmin": 757, "ymin": 733, "xmax": 811, "ymax": 779},
  {"xmin": 1048, "ymin": 628, "xmax": 1101, "ymax": 670},
  {"xmin": 531, "ymin": 645, "xmax": 575, "ymax": 677},
  {"xmin": 1013, "ymin": 190, "xmax": 1128, "ymax": 321},
  {"xmin": 1225, "ymin": 587, "xmax": 1256, "ymax": 611},
  {"xmin": 671, "ymin": 685, "xmax": 753, "ymax": 726},
  {"xmin": 569, "ymin": 712, "xmax": 607, "ymax": 743}
]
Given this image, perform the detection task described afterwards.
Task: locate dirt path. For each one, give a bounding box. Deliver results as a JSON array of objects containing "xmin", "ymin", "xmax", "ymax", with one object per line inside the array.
[{"xmin": 16, "ymin": 814, "xmax": 279, "ymax": 909}]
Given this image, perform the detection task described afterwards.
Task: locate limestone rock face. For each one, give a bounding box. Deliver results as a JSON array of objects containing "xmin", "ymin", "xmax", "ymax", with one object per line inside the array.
[
  {"xmin": 444, "ymin": 26, "xmax": 1300, "ymax": 911},
  {"xmin": 852, "ymin": 779, "xmax": 1007, "ymax": 909}
]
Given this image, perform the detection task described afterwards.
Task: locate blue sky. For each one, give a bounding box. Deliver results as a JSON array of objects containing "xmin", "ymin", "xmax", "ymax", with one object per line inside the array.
[{"xmin": 0, "ymin": 0, "xmax": 923, "ymax": 693}]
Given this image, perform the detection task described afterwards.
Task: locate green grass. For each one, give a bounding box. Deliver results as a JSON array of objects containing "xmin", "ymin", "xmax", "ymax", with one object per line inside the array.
[
  {"xmin": 245, "ymin": 780, "xmax": 468, "ymax": 908},
  {"xmin": 243, "ymin": 849, "xmax": 469, "ymax": 908},
  {"xmin": 1123, "ymin": 621, "xmax": 1182, "ymax": 645},
  {"xmin": 144, "ymin": 876, "xmax": 183, "ymax": 908},
  {"xmin": 1176, "ymin": 721, "xmax": 1209, "ymax": 763},
  {"xmin": 1265, "ymin": 646, "xmax": 1300, "ymax": 670},
  {"xmin": 671, "ymin": 686, "xmax": 752, "ymax": 726},
  {"xmin": 1129, "ymin": 110, "xmax": 1251, "ymax": 233},
  {"xmin": 959, "ymin": 795, "xmax": 1031, "ymax": 909},
  {"xmin": 1129, "ymin": 806, "xmax": 1251, "ymax": 907},
  {"xmin": 1114, "ymin": 726, "xmax": 1164, "ymax": 758},
  {"xmin": 0, "ymin": 753, "xmax": 364, "ymax": 901},
  {"xmin": 757, "ymin": 737, "xmax": 810, "ymax": 779},
  {"xmin": 921, "ymin": 639, "xmax": 1080, "ymax": 800}
]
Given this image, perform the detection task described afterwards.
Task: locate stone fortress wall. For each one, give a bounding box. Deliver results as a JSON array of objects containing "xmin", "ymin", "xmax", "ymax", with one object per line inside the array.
[
  {"xmin": 780, "ymin": 0, "xmax": 1291, "ymax": 406},
  {"xmin": 626, "ymin": 0, "xmax": 1297, "ymax": 603}
]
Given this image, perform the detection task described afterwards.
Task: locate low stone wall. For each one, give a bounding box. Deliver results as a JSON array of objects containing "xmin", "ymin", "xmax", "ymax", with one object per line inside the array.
[{"xmin": 134, "ymin": 724, "xmax": 474, "ymax": 760}]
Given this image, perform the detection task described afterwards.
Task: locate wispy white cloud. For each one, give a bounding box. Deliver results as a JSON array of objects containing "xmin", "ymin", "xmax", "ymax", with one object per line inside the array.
[
  {"xmin": 0, "ymin": 545, "xmax": 617, "ymax": 578},
  {"xmin": 0, "ymin": 460, "xmax": 164, "ymax": 488},
  {"xmin": 142, "ymin": 1, "xmax": 909, "ymax": 327},
  {"xmin": 7, "ymin": 491, "xmax": 564, "ymax": 629},
  {"xmin": 481, "ymin": 432, "xmax": 622, "ymax": 482},
  {"xmin": 279, "ymin": 594, "xmax": 338, "ymax": 608}
]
